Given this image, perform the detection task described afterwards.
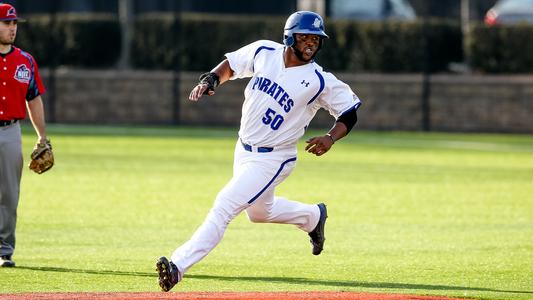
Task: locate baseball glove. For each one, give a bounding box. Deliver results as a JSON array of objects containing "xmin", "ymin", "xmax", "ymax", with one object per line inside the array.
[{"xmin": 28, "ymin": 139, "xmax": 54, "ymax": 174}]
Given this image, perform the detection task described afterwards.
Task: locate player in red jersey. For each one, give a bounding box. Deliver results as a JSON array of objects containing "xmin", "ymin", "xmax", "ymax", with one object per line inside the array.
[{"xmin": 0, "ymin": 3, "xmax": 49, "ymax": 268}]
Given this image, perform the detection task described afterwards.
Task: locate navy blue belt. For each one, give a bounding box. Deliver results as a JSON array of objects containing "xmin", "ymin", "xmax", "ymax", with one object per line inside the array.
[
  {"xmin": 0, "ymin": 119, "xmax": 17, "ymax": 127},
  {"xmin": 241, "ymin": 141, "xmax": 273, "ymax": 153}
]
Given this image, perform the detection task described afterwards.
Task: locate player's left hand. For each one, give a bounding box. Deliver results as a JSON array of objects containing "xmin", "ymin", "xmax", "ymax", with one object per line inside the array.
[
  {"xmin": 305, "ymin": 135, "xmax": 334, "ymax": 156},
  {"xmin": 28, "ymin": 138, "xmax": 54, "ymax": 174}
]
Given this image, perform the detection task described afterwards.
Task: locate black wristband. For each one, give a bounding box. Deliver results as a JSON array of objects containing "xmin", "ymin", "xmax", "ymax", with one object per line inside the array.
[{"xmin": 199, "ymin": 72, "xmax": 220, "ymax": 95}]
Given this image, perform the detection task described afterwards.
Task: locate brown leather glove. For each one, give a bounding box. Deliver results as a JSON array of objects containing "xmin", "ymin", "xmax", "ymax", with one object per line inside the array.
[{"xmin": 28, "ymin": 139, "xmax": 54, "ymax": 174}]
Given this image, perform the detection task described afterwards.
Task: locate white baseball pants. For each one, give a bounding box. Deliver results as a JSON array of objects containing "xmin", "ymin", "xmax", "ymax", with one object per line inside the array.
[{"xmin": 171, "ymin": 140, "xmax": 320, "ymax": 278}]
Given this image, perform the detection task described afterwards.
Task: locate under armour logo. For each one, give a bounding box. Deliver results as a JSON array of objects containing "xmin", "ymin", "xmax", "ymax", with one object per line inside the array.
[
  {"xmin": 313, "ymin": 18, "xmax": 321, "ymax": 28},
  {"xmin": 301, "ymin": 80, "xmax": 310, "ymax": 87}
]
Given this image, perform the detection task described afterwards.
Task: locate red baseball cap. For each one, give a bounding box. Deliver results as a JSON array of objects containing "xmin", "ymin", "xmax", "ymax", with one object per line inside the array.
[{"xmin": 0, "ymin": 3, "xmax": 19, "ymax": 21}]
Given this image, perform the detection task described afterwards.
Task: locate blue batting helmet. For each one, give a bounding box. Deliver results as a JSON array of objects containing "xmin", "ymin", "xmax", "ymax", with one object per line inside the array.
[{"xmin": 283, "ymin": 11, "xmax": 329, "ymax": 47}]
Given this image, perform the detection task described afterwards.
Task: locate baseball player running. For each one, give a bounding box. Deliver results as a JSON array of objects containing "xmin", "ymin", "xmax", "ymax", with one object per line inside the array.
[
  {"xmin": 157, "ymin": 11, "xmax": 361, "ymax": 291},
  {"xmin": 0, "ymin": 3, "xmax": 49, "ymax": 268}
]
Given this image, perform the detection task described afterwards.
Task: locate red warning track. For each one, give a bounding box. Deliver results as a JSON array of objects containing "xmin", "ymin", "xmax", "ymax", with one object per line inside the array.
[{"xmin": 0, "ymin": 292, "xmax": 466, "ymax": 300}]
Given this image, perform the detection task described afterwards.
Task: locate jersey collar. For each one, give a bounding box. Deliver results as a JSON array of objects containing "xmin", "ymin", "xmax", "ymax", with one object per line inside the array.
[{"xmin": 0, "ymin": 45, "xmax": 14, "ymax": 57}]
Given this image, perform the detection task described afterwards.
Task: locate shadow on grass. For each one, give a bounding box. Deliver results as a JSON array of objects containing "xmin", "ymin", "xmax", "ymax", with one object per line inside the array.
[
  {"xmin": 16, "ymin": 266, "xmax": 154, "ymax": 277},
  {"xmin": 16, "ymin": 266, "xmax": 531, "ymax": 295}
]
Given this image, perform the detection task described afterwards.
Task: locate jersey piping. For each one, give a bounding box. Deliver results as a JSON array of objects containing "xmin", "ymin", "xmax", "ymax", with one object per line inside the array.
[
  {"xmin": 253, "ymin": 46, "xmax": 275, "ymax": 72},
  {"xmin": 307, "ymin": 69, "xmax": 325, "ymax": 105},
  {"xmin": 341, "ymin": 102, "xmax": 362, "ymax": 116}
]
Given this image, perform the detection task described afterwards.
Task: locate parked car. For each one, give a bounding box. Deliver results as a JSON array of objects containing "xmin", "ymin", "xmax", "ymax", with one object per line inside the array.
[
  {"xmin": 329, "ymin": 0, "xmax": 416, "ymax": 21},
  {"xmin": 485, "ymin": 0, "xmax": 533, "ymax": 25}
]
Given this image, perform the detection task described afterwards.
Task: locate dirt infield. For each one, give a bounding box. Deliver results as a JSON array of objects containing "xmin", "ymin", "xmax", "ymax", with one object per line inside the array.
[{"xmin": 0, "ymin": 292, "xmax": 467, "ymax": 300}]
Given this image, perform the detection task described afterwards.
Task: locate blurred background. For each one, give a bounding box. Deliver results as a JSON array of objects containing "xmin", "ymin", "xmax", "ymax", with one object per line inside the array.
[{"xmin": 4, "ymin": 0, "xmax": 533, "ymax": 133}]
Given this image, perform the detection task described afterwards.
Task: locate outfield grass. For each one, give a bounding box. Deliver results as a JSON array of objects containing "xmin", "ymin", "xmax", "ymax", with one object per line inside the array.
[{"xmin": 1, "ymin": 124, "xmax": 532, "ymax": 300}]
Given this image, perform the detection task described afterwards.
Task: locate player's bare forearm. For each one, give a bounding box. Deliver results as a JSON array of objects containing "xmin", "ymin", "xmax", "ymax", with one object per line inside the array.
[
  {"xmin": 305, "ymin": 122, "xmax": 348, "ymax": 156},
  {"xmin": 327, "ymin": 121, "xmax": 348, "ymax": 142},
  {"xmin": 210, "ymin": 60, "xmax": 233, "ymax": 84},
  {"xmin": 26, "ymin": 96, "xmax": 48, "ymax": 143},
  {"xmin": 189, "ymin": 60, "xmax": 234, "ymax": 101}
]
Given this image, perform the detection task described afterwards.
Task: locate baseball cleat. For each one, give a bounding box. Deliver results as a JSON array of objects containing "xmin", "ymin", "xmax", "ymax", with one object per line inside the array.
[
  {"xmin": 0, "ymin": 255, "xmax": 15, "ymax": 267},
  {"xmin": 308, "ymin": 203, "xmax": 327, "ymax": 255},
  {"xmin": 156, "ymin": 256, "xmax": 180, "ymax": 292}
]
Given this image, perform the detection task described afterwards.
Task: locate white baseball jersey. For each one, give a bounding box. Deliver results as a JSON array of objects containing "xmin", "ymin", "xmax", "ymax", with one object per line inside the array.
[{"xmin": 225, "ymin": 40, "xmax": 362, "ymax": 149}]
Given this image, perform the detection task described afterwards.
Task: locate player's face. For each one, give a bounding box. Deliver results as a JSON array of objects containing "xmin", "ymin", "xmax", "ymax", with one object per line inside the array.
[
  {"xmin": 293, "ymin": 33, "xmax": 321, "ymax": 61},
  {"xmin": 0, "ymin": 20, "xmax": 17, "ymax": 45}
]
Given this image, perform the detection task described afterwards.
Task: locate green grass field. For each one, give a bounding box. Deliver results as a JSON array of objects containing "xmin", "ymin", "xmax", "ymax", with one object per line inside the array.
[{"xmin": 1, "ymin": 124, "xmax": 532, "ymax": 300}]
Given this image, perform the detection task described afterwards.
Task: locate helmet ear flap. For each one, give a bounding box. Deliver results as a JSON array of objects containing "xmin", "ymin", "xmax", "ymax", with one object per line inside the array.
[{"xmin": 283, "ymin": 34, "xmax": 294, "ymax": 47}]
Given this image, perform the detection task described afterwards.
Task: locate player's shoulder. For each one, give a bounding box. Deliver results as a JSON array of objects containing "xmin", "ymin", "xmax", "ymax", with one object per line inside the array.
[
  {"xmin": 311, "ymin": 62, "xmax": 340, "ymax": 82},
  {"xmin": 12, "ymin": 46, "xmax": 36, "ymax": 61},
  {"xmin": 252, "ymin": 40, "xmax": 283, "ymax": 48},
  {"xmin": 247, "ymin": 40, "xmax": 284, "ymax": 52}
]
